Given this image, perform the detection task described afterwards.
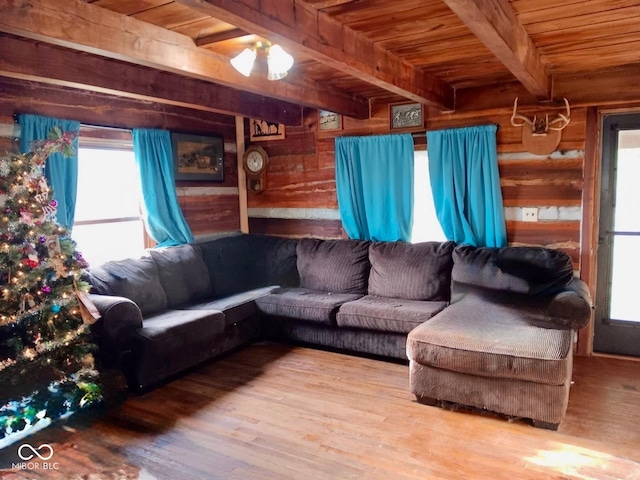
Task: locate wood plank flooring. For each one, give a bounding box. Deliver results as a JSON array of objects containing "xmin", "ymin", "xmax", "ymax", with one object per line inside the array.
[{"xmin": 1, "ymin": 343, "xmax": 639, "ymax": 479}]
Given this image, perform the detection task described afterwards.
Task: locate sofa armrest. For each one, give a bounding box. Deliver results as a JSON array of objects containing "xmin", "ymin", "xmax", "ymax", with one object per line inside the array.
[
  {"xmin": 545, "ymin": 278, "xmax": 593, "ymax": 330},
  {"xmin": 89, "ymin": 294, "xmax": 144, "ymax": 351}
]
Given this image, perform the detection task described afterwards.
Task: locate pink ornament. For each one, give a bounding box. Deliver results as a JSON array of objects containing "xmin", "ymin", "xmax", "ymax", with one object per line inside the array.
[
  {"xmin": 50, "ymin": 200, "xmax": 58, "ymax": 208},
  {"xmin": 41, "ymin": 285, "xmax": 51, "ymax": 294}
]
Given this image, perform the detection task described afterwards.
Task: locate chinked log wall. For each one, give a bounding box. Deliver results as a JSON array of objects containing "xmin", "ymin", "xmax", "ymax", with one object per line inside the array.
[
  {"xmin": 0, "ymin": 77, "xmax": 240, "ymax": 240},
  {"xmin": 0, "ymin": 76, "xmax": 585, "ymax": 269},
  {"xmin": 248, "ymin": 102, "xmax": 586, "ymax": 269}
]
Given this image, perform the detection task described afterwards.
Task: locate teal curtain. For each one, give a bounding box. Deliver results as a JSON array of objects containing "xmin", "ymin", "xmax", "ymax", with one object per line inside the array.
[
  {"xmin": 335, "ymin": 134, "xmax": 414, "ymax": 241},
  {"xmin": 19, "ymin": 114, "xmax": 80, "ymax": 229},
  {"xmin": 132, "ymin": 129, "xmax": 194, "ymax": 247},
  {"xmin": 427, "ymin": 124, "xmax": 506, "ymax": 247}
]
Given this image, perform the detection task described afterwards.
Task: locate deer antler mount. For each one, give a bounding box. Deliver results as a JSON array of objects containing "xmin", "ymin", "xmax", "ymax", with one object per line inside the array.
[{"xmin": 510, "ymin": 98, "xmax": 571, "ymax": 155}]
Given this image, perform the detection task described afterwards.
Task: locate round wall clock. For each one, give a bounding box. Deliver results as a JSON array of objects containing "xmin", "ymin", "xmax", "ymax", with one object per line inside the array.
[
  {"xmin": 243, "ymin": 146, "xmax": 268, "ymax": 176},
  {"xmin": 243, "ymin": 145, "xmax": 268, "ymax": 193}
]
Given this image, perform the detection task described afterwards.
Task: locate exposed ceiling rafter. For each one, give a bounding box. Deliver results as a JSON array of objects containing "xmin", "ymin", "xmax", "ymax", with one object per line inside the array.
[
  {"xmin": 0, "ymin": 0, "xmax": 370, "ymax": 119},
  {"xmin": 442, "ymin": 0, "xmax": 551, "ymax": 100},
  {"xmin": 0, "ymin": 35, "xmax": 303, "ymax": 125},
  {"xmin": 173, "ymin": 0, "xmax": 455, "ymax": 111},
  {"xmin": 196, "ymin": 28, "xmax": 250, "ymax": 46}
]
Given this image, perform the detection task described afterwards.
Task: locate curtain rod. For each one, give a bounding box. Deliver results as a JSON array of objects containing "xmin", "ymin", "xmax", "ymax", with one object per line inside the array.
[
  {"xmin": 79, "ymin": 124, "xmax": 133, "ymax": 133},
  {"xmin": 411, "ymin": 123, "xmax": 501, "ymax": 137}
]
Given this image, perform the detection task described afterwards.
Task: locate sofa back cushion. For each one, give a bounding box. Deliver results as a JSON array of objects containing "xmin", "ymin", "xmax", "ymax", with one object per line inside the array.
[
  {"xmin": 199, "ymin": 234, "xmax": 299, "ymax": 297},
  {"xmin": 297, "ymin": 238, "xmax": 370, "ymax": 294},
  {"xmin": 452, "ymin": 245, "xmax": 574, "ymax": 295},
  {"xmin": 368, "ymin": 241, "xmax": 455, "ymax": 301},
  {"xmin": 149, "ymin": 244, "xmax": 212, "ymax": 307},
  {"xmin": 85, "ymin": 256, "xmax": 168, "ymax": 315}
]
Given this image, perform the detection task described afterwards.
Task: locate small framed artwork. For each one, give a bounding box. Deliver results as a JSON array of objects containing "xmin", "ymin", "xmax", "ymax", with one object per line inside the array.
[
  {"xmin": 249, "ymin": 118, "xmax": 286, "ymax": 141},
  {"xmin": 171, "ymin": 132, "xmax": 224, "ymax": 182},
  {"xmin": 318, "ymin": 110, "xmax": 342, "ymax": 131},
  {"xmin": 389, "ymin": 102, "xmax": 424, "ymax": 131}
]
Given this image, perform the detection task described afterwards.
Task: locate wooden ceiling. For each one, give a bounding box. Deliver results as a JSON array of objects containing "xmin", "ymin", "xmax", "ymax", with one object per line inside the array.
[{"xmin": 1, "ymin": 0, "xmax": 640, "ymax": 124}]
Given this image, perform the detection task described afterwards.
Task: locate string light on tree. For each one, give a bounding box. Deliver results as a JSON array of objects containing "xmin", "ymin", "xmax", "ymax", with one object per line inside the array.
[{"xmin": 0, "ymin": 127, "xmax": 102, "ymax": 448}]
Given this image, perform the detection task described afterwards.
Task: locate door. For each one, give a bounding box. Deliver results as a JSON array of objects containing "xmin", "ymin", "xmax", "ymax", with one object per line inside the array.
[{"xmin": 594, "ymin": 114, "xmax": 640, "ymax": 356}]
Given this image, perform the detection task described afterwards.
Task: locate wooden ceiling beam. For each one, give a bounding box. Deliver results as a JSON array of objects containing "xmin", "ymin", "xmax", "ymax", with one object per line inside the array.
[
  {"xmin": 442, "ymin": 0, "xmax": 551, "ymax": 100},
  {"xmin": 455, "ymin": 65, "xmax": 640, "ymax": 112},
  {"xmin": 0, "ymin": 35, "xmax": 302, "ymax": 125},
  {"xmin": 0, "ymin": 0, "xmax": 369, "ymax": 119},
  {"xmin": 196, "ymin": 28, "xmax": 250, "ymax": 46},
  {"xmin": 173, "ymin": 0, "xmax": 455, "ymax": 111}
]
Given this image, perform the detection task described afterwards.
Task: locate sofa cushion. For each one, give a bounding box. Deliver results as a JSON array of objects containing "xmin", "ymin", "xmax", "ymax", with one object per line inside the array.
[
  {"xmin": 406, "ymin": 293, "xmax": 573, "ymax": 385},
  {"xmin": 368, "ymin": 241, "xmax": 455, "ymax": 301},
  {"xmin": 186, "ymin": 286, "xmax": 278, "ymax": 326},
  {"xmin": 337, "ymin": 295, "xmax": 448, "ymax": 334},
  {"xmin": 150, "ymin": 244, "xmax": 213, "ymax": 307},
  {"xmin": 137, "ymin": 309, "xmax": 225, "ymax": 342},
  {"xmin": 453, "ymin": 245, "xmax": 574, "ymax": 295},
  {"xmin": 85, "ymin": 256, "xmax": 168, "ymax": 315},
  {"xmin": 255, "ymin": 287, "xmax": 362, "ymax": 325},
  {"xmin": 297, "ymin": 238, "xmax": 370, "ymax": 294},
  {"xmin": 132, "ymin": 308, "xmax": 225, "ymax": 388},
  {"xmin": 199, "ymin": 234, "xmax": 299, "ymax": 297}
]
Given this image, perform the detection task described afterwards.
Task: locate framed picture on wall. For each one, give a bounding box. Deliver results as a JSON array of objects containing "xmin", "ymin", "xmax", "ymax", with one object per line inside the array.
[
  {"xmin": 389, "ymin": 102, "xmax": 424, "ymax": 131},
  {"xmin": 249, "ymin": 118, "xmax": 286, "ymax": 141},
  {"xmin": 171, "ymin": 132, "xmax": 224, "ymax": 182},
  {"xmin": 318, "ymin": 110, "xmax": 342, "ymax": 131}
]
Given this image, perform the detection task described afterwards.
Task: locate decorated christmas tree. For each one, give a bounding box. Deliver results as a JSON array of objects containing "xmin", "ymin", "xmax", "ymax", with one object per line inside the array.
[{"xmin": 0, "ymin": 127, "xmax": 101, "ymax": 448}]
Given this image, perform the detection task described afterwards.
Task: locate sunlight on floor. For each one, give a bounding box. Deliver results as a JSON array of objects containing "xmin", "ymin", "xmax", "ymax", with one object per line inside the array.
[{"xmin": 524, "ymin": 442, "xmax": 615, "ymax": 479}]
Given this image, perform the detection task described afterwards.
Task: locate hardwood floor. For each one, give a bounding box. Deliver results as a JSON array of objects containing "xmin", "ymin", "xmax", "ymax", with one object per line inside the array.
[{"xmin": 1, "ymin": 343, "xmax": 639, "ymax": 479}]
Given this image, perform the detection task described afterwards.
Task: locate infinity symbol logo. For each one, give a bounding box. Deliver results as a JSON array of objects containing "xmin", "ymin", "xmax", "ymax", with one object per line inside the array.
[{"xmin": 17, "ymin": 443, "xmax": 54, "ymax": 461}]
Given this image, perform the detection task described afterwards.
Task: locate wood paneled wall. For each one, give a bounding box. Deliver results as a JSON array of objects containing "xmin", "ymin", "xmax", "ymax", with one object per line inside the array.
[
  {"xmin": 247, "ymin": 102, "xmax": 585, "ymax": 268},
  {"xmin": 0, "ymin": 77, "xmax": 240, "ymax": 241}
]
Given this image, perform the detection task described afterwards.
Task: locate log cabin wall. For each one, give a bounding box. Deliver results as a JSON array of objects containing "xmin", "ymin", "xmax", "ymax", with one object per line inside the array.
[
  {"xmin": 0, "ymin": 77, "xmax": 240, "ymax": 241},
  {"xmin": 248, "ymin": 101, "xmax": 585, "ymax": 270}
]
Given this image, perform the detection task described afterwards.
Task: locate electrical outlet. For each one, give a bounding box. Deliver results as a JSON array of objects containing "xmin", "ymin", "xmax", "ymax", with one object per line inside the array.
[{"xmin": 522, "ymin": 207, "xmax": 538, "ymax": 222}]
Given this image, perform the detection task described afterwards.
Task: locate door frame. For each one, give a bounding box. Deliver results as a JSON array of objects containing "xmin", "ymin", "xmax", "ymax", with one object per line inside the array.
[{"xmin": 592, "ymin": 112, "xmax": 640, "ymax": 355}]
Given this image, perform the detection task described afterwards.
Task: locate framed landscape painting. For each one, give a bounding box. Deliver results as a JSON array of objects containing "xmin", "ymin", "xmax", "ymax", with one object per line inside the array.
[
  {"xmin": 171, "ymin": 132, "xmax": 224, "ymax": 182},
  {"xmin": 318, "ymin": 110, "xmax": 342, "ymax": 131}
]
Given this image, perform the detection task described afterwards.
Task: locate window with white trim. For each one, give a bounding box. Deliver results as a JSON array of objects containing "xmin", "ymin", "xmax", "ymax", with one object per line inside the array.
[{"xmin": 72, "ymin": 133, "xmax": 146, "ymax": 267}]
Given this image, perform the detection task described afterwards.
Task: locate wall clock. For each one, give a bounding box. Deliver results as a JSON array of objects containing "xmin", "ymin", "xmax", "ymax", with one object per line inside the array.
[{"xmin": 243, "ymin": 145, "xmax": 268, "ymax": 193}]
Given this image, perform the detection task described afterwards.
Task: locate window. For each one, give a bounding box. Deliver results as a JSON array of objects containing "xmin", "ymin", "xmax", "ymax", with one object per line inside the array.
[
  {"xmin": 411, "ymin": 149, "xmax": 446, "ymax": 243},
  {"xmin": 72, "ymin": 138, "xmax": 146, "ymax": 267}
]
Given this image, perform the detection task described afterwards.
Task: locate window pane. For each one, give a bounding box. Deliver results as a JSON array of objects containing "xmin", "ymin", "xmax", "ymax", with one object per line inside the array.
[
  {"xmin": 609, "ymin": 235, "xmax": 640, "ymax": 322},
  {"xmin": 411, "ymin": 150, "xmax": 446, "ymax": 243},
  {"xmin": 75, "ymin": 148, "xmax": 142, "ymax": 221},
  {"xmin": 73, "ymin": 221, "xmax": 146, "ymax": 267},
  {"xmin": 613, "ymin": 145, "xmax": 640, "ymax": 232},
  {"xmin": 73, "ymin": 143, "xmax": 145, "ymax": 267}
]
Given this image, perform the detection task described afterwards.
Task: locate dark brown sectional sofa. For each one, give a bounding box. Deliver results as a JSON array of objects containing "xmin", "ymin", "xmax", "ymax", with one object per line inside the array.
[{"xmin": 85, "ymin": 233, "xmax": 591, "ymax": 429}]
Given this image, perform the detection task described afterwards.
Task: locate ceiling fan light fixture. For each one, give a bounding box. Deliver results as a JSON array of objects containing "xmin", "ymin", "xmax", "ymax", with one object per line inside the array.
[
  {"xmin": 267, "ymin": 44, "xmax": 294, "ymax": 81},
  {"xmin": 230, "ymin": 47, "xmax": 257, "ymax": 77}
]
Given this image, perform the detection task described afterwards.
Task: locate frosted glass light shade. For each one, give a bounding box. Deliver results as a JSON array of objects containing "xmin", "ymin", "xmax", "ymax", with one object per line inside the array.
[
  {"xmin": 230, "ymin": 48, "xmax": 256, "ymax": 77},
  {"xmin": 267, "ymin": 44, "xmax": 294, "ymax": 81}
]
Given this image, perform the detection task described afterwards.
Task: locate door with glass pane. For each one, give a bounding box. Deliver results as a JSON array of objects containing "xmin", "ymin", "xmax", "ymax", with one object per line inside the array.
[{"xmin": 594, "ymin": 114, "xmax": 640, "ymax": 356}]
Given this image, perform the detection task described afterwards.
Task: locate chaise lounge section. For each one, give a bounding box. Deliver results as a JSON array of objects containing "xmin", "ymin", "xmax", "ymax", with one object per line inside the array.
[{"xmin": 406, "ymin": 245, "xmax": 592, "ymax": 429}]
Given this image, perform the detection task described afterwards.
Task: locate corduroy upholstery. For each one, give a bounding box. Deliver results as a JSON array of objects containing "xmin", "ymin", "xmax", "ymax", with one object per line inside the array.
[
  {"xmin": 86, "ymin": 232, "xmax": 591, "ymax": 428},
  {"xmin": 255, "ymin": 287, "xmax": 362, "ymax": 324},
  {"xmin": 337, "ymin": 295, "xmax": 448, "ymax": 334},
  {"xmin": 406, "ymin": 296, "xmax": 573, "ymax": 384},
  {"xmin": 368, "ymin": 241, "xmax": 455, "ymax": 300},
  {"xmin": 297, "ymin": 238, "xmax": 370, "ymax": 294},
  {"xmin": 406, "ymin": 244, "xmax": 592, "ymax": 429}
]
